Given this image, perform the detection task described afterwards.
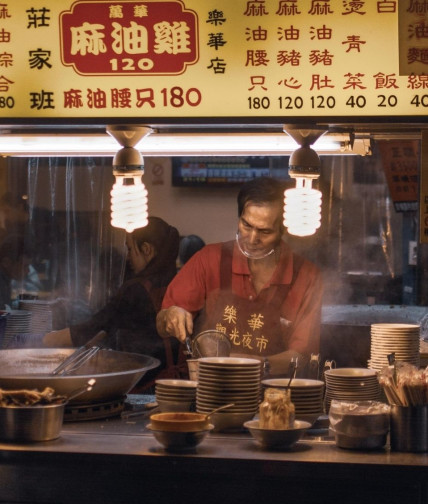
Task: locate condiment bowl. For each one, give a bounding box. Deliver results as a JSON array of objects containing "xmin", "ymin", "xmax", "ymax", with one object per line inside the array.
[
  {"xmin": 147, "ymin": 423, "xmax": 214, "ymax": 452},
  {"xmin": 149, "ymin": 412, "xmax": 211, "ymax": 432},
  {"xmin": 244, "ymin": 419, "xmax": 311, "ymax": 449}
]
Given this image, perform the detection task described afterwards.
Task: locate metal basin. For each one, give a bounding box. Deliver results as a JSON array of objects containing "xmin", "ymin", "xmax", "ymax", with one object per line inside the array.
[
  {"xmin": 0, "ymin": 348, "xmax": 160, "ymax": 403},
  {"xmin": 0, "ymin": 402, "xmax": 66, "ymax": 442}
]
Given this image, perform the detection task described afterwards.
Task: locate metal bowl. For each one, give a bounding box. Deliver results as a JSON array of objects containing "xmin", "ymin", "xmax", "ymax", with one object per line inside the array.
[
  {"xmin": 0, "ymin": 402, "xmax": 66, "ymax": 442},
  {"xmin": 244, "ymin": 419, "xmax": 311, "ymax": 449},
  {"xmin": 147, "ymin": 423, "xmax": 214, "ymax": 452}
]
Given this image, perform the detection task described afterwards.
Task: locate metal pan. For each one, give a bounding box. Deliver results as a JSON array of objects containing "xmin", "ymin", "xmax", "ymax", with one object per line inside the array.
[{"xmin": 0, "ymin": 348, "xmax": 159, "ymax": 404}]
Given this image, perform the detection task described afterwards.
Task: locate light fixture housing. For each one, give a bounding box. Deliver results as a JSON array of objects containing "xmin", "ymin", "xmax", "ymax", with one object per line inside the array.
[
  {"xmin": 107, "ymin": 125, "xmax": 152, "ymax": 233},
  {"xmin": 283, "ymin": 125, "xmax": 326, "ymax": 237}
]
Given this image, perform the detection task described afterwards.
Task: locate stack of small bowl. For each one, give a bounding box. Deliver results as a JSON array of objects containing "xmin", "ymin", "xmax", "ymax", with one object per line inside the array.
[
  {"xmin": 196, "ymin": 357, "xmax": 261, "ymax": 431},
  {"xmin": 324, "ymin": 368, "xmax": 381, "ymax": 414},
  {"xmin": 368, "ymin": 323, "xmax": 420, "ymax": 371},
  {"xmin": 262, "ymin": 378, "xmax": 325, "ymax": 426},
  {"xmin": 155, "ymin": 379, "xmax": 197, "ymax": 412}
]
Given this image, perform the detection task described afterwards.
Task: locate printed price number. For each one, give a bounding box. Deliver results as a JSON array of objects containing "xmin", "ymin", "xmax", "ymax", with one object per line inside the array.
[
  {"xmin": 248, "ymin": 97, "xmax": 271, "ymax": 110},
  {"xmin": 0, "ymin": 96, "xmax": 14, "ymax": 109},
  {"xmin": 377, "ymin": 95, "xmax": 398, "ymax": 107},
  {"xmin": 345, "ymin": 95, "xmax": 366, "ymax": 108},
  {"xmin": 410, "ymin": 95, "xmax": 428, "ymax": 108},
  {"xmin": 310, "ymin": 96, "xmax": 336, "ymax": 109},
  {"xmin": 278, "ymin": 96, "xmax": 304, "ymax": 110},
  {"xmin": 161, "ymin": 87, "xmax": 202, "ymax": 108},
  {"xmin": 110, "ymin": 58, "xmax": 154, "ymax": 71}
]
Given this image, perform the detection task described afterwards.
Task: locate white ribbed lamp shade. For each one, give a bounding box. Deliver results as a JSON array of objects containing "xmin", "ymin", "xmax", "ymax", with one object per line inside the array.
[
  {"xmin": 110, "ymin": 175, "xmax": 148, "ymax": 233},
  {"xmin": 284, "ymin": 178, "xmax": 322, "ymax": 237}
]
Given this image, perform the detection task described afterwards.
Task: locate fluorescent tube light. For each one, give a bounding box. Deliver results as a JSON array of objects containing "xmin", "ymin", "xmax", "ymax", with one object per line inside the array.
[{"xmin": 0, "ymin": 132, "xmax": 358, "ymax": 157}]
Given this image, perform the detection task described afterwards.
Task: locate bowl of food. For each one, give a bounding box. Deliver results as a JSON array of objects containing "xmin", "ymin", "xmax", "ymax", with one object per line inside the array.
[
  {"xmin": 147, "ymin": 423, "xmax": 214, "ymax": 452},
  {"xmin": 0, "ymin": 387, "xmax": 67, "ymax": 442},
  {"xmin": 149, "ymin": 412, "xmax": 211, "ymax": 432},
  {"xmin": 244, "ymin": 419, "xmax": 311, "ymax": 450}
]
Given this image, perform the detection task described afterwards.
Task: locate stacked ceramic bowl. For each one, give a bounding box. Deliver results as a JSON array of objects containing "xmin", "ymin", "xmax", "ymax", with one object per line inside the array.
[
  {"xmin": 324, "ymin": 368, "xmax": 381, "ymax": 414},
  {"xmin": 262, "ymin": 378, "xmax": 325, "ymax": 426},
  {"xmin": 1, "ymin": 310, "xmax": 32, "ymax": 348},
  {"xmin": 368, "ymin": 323, "xmax": 420, "ymax": 371},
  {"xmin": 196, "ymin": 357, "xmax": 261, "ymax": 431},
  {"xmin": 155, "ymin": 379, "xmax": 197, "ymax": 412}
]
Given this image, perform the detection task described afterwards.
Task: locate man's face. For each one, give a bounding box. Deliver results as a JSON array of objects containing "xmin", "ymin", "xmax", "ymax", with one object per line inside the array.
[{"xmin": 237, "ymin": 201, "xmax": 284, "ymax": 259}]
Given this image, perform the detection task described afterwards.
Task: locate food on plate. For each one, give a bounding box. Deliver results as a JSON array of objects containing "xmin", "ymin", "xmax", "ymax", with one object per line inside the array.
[
  {"xmin": 0, "ymin": 387, "xmax": 66, "ymax": 406},
  {"xmin": 259, "ymin": 387, "xmax": 295, "ymax": 429}
]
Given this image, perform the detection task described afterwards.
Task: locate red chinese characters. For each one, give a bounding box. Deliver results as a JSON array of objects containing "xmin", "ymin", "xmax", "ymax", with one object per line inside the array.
[{"xmin": 60, "ymin": 1, "xmax": 198, "ymax": 75}]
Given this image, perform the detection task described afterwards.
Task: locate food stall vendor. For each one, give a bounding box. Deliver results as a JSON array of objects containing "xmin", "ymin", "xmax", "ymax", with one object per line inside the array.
[{"xmin": 156, "ymin": 176, "xmax": 323, "ymax": 376}]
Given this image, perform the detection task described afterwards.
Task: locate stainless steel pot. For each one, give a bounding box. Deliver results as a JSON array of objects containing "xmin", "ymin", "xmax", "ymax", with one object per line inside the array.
[
  {"xmin": 0, "ymin": 402, "xmax": 65, "ymax": 442},
  {"xmin": 0, "ymin": 348, "xmax": 160, "ymax": 404}
]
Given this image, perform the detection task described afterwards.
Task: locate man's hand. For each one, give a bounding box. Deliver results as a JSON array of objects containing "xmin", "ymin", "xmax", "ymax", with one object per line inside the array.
[{"xmin": 156, "ymin": 306, "xmax": 193, "ymax": 343}]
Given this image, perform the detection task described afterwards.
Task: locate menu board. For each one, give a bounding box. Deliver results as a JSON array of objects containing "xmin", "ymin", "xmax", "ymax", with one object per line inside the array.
[
  {"xmin": 0, "ymin": 0, "xmax": 427, "ymax": 120},
  {"xmin": 377, "ymin": 140, "xmax": 419, "ymax": 213}
]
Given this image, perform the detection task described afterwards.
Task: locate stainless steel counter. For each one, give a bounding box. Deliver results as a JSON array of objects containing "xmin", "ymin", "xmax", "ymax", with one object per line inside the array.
[{"xmin": 0, "ymin": 409, "xmax": 427, "ymax": 504}]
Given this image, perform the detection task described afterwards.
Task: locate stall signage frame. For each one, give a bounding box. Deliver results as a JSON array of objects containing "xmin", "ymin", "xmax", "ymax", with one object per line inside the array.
[{"xmin": 1, "ymin": 0, "xmax": 428, "ymax": 121}]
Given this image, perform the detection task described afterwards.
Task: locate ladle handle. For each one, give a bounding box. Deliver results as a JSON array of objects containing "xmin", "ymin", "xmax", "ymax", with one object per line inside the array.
[
  {"xmin": 185, "ymin": 336, "xmax": 193, "ymax": 357},
  {"xmin": 67, "ymin": 378, "xmax": 96, "ymax": 402},
  {"xmin": 204, "ymin": 403, "xmax": 235, "ymax": 419}
]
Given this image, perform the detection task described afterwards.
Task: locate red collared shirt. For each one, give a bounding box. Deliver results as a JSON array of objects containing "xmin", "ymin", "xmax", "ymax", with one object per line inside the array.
[{"xmin": 162, "ymin": 240, "xmax": 323, "ymax": 356}]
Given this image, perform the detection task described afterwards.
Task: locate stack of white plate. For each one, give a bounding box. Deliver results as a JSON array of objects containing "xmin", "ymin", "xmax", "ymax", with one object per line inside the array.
[
  {"xmin": 2, "ymin": 310, "xmax": 32, "ymax": 348},
  {"xmin": 196, "ymin": 357, "xmax": 261, "ymax": 431},
  {"xmin": 262, "ymin": 378, "xmax": 325, "ymax": 425},
  {"xmin": 368, "ymin": 323, "xmax": 420, "ymax": 371},
  {"xmin": 155, "ymin": 379, "xmax": 197, "ymax": 412},
  {"xmin": 18, "ymin": 299, "xmax": 66, "ymax": 333},
  {"xmin": 324, "ymin": 368, "xmax": 381, "ymax": 413}
]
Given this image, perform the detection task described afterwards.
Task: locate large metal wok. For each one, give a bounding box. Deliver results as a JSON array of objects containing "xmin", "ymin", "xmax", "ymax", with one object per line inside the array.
[{"xmin": 0, "ymin": 348, "xmax": 160, "ymax": 403}]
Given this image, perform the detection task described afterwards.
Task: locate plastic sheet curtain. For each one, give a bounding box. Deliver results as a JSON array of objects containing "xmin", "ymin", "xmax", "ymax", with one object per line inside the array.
[
  {"xmin": 320, "ymin": 153, "xmax": 403, "ymax": 305},
  {"xmin": 288, "ymin": 152, "xmax": 404, "ymax": 306},
  {"xmin": 6, "ymin": 156, "xmax": 127, "ymax": 325}
]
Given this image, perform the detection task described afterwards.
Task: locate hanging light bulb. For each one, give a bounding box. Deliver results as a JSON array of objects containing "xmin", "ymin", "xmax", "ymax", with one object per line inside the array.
[
  {"xmin": 106, "ymin": 125, "xmax": 152, "ymax": 233},
  {"xmin": 284, "ymin": 175, "xmax": 322, "ymax": 237},
  {"xmin": 282, "ymin": 125, "xmax": 326, "ymax": 237}
]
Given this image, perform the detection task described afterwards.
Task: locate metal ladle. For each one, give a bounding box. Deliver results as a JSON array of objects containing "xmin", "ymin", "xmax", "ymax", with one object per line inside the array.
[
  {"xmin": 66, "ymin": 378, "xmax": 96, "ymax": 402},
  {"xmin": 286, "ymin": 358, "xmax": 298, "ymax": 389}
]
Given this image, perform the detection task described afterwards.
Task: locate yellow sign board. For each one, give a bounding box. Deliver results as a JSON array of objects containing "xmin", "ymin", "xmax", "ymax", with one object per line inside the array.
[
  {"xmin": 398, "ymin": 0, "xmax": 428, "ymax": 76},
  {"xmin": 0, "ymin": 0, "xmax": 427, "ymax": 120}
]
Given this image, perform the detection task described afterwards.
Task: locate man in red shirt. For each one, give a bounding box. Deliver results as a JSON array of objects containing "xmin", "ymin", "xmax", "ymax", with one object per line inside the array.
[{"xmin": 156, "ymin": 177, "xmax": 323, "ymax": 377}]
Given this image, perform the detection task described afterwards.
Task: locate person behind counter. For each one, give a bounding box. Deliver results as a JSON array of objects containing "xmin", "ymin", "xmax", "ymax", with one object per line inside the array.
[
  {"xmin": 156, "ymin": 176, "xmax": 324, "ymax": 377},
  {"xmin": 178, "ymin": 234, "xmax": 205, "ymax": 267},
  {"xmin": 43, "ymin": 216, "xmax": 181, "ymax": 383}
]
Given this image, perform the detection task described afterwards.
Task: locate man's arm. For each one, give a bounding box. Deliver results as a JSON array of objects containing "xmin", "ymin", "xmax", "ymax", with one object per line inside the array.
[{"xmin": 156, "ymin": 306, "xmax": 194, "ymax": 343}]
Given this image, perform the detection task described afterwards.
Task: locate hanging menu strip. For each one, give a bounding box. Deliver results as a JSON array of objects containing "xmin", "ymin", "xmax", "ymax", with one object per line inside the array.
[{"xmin": 0, "ymin": 0, "xmax": 427, "ymax": 120}]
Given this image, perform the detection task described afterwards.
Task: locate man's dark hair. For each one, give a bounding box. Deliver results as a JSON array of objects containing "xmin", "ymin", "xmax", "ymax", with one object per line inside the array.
[
  {"xmin": 237, "ymin": 176, "xmax": 287, "ymax": 217},
  {"xmin": 131, "ymin": 216, "xmax": 179, "ymax": 283},
  {"xmin": 179, "ymin": 234, "xmax": 205, "ymax": 265}
]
